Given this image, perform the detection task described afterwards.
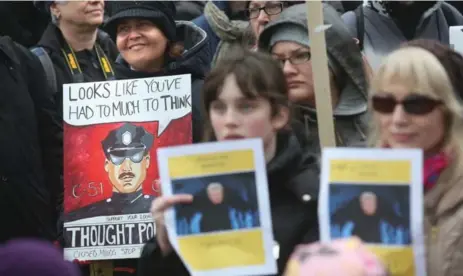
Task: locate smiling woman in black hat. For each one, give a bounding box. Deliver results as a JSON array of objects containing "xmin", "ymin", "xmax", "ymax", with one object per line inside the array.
[{"xmin": 105, "ymin": 1, "xmax": 208, "ymax": 143}]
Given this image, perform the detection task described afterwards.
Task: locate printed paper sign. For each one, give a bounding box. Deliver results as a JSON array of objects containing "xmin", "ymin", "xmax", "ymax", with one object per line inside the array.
[
  {"xmin": 450, "ymin": 26, "xmax": 463, "ymax": 53},
  {"xmin": 318, "ymin": 148, "xmax": 425, "ymax": 276},
  {"xmin": 157, "ymin": 139, "xmax": 277, "ymax": 276},
  {"xmin": 62, "ymin": 74, "xmax": 192, "ymax": 261}
]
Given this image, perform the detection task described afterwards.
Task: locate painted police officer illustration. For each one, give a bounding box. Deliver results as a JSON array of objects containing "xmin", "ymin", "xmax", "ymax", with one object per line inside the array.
[{"xmin": 66, "ymin": 123, "xmax": 154, "ymax": 221}]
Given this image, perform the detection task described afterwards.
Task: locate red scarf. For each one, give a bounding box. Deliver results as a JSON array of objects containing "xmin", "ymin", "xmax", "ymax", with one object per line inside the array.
[{"xmin": 423, "ymin": 152, "xmax": 449, "ymax": 192}]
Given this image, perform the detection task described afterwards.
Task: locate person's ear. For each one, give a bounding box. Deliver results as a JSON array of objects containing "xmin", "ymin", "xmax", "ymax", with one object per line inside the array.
[
  {"xmin": 50, "ymin": 3, "xmax": 61, "ymax": 19},
  {"xmin": 104, "ymin": 159, "xmax": 110, "ymax": 172},
  {"xmin": 272, "ymin": 106, "xmax": 290, "ymax": 131}
]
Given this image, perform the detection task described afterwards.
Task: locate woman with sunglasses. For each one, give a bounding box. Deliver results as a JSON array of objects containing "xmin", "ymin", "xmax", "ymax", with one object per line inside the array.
[
  {"xmin": 258, "ymin": 3, "xmax": 370, "ymax": 154},
  {"xmin": 369, "ymin": 46, "xmax": 463, "ymax": 276}
]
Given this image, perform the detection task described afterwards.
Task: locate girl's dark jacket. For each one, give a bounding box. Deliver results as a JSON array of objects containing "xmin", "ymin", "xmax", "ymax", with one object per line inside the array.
[
  {"xmin": 115, "ymin": 21, "xmax": 208, "ymax": 143},
  {"xmin": 137, "ymin": 132, "xmax": 320, "ymax": 276}
]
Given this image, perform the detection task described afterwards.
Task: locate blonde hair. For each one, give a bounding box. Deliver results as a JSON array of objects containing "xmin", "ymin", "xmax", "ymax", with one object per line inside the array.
[{"xmin": 368, "ymin": 47, "xmax": 463, "ymax": 184}]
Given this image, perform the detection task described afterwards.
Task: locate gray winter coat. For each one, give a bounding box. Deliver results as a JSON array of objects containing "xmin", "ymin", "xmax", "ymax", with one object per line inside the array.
[
  {"xmin": 259, "ymin": 3, "xmax": 369, "ymax": 154},
  {"xmin": 342, "ymin": 1, "xmax": 463, "ymax": 71}
]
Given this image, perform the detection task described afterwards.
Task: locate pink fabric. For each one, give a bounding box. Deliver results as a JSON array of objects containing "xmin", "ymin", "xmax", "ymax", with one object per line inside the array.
[
  {"xmin": 284, "ymin": 238, "xmax": 388, "ymax": 276},
  {"xmin": 423, "ymin": 152, "xmax": 449, "ymax": 192}
]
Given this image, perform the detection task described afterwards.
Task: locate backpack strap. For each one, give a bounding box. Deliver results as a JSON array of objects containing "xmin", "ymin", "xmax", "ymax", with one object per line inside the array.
[
  {"xmin": 30, "ymin": 46, "xmax": 58, "ymax": 95},
  {"xmin": 354, "ymin": 5, "xmax": 365, "ymax": 50}
]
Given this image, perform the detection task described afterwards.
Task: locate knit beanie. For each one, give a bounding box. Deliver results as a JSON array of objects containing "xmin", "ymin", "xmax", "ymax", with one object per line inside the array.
[
  {"xmin": 104, "ymin": 1, "xmax": 176, "ymax": 41},
  {"xmin": 0, "ymin": 239, "xmax": 81, "ymax": 276}
]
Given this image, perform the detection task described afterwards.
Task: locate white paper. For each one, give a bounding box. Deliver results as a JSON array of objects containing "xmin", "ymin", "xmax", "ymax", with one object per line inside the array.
[
  {"xmin": 319, "ymin": 148, "xmax": 425, "ymax": 276},
  {"xmin": 450, "ymin": 26, "xmax": 463, "ymax": 55},
  {"xmin": 157, "ymin": 138, "xmax": 277, "ymax": 276},
  {"xmin": 63, "ymin": 74, "xmax": 191, "ymax": 136}
]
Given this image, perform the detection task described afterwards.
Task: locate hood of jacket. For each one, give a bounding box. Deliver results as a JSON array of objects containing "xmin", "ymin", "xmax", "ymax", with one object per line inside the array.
[
  {"xmin": 116, "ymin": 20, "xmax": 208, "ymax": 79},
  {"xmin": 258, "ymin": 3, "xmax": 368, "ymax": 117},
  {"xmin": 267, "ymin": 131, "xmax": 319, "ymax": 204}
]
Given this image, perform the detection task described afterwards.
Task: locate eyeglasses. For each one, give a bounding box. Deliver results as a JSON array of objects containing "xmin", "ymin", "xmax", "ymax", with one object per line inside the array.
[
  {"xmin": 371, "ymin": 94, "xmax": 442, "ymax": 115},
  {"xmin": 108, "ymin": 148, "xmax": 146, "ymax": 165},
  {"xmin": 273, "ymin": 51, "xmax": 311, "ymax": 67},
  {"xmin": 247, "ymin": 3, "xmax": 286, "ymax": 19}
]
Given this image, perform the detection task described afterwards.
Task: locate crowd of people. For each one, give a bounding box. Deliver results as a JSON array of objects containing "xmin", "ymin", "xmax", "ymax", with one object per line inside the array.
[{"xmin": 2, "ymin": 0, "xmax": 463, "ymax": 275}]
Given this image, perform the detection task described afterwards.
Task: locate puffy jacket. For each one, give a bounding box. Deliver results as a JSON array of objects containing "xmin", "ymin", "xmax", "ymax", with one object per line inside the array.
[{"xmin": 342, "ymin": 1, "xmax": 463, "ymax": 71}]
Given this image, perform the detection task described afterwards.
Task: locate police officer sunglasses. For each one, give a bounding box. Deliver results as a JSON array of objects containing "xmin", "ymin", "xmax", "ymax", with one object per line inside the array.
[
  {"xmin": 371, "ymin": 94, "xmax": 442, "ymax": 115},
  {"xmin": 247, "ymin": 2, "xmax": 287, "ymax": 19},
  {"xmin": 108, "ymin": 148, "xmax": 146, "ymax": 166}
]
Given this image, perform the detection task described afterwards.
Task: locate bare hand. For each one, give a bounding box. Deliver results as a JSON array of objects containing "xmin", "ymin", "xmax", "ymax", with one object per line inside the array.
[{"xmin": 151, "ymin": 194, "xmax": 193, "ymax": 256}]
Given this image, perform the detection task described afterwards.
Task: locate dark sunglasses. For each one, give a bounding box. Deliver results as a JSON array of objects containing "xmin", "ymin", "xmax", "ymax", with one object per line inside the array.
[
  {"xmin": 371, "ymin": 94, "xmax": 442, "ymax": 115},
  {"xmin": 109, "ymin": 150, "xmax": 145, "ymax": 165}
]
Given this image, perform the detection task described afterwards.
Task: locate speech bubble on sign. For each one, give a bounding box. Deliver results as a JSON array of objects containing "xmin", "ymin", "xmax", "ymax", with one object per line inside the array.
[{"xmin": 63, "ymin": 74, "xmax": 192, "ymax": 137}]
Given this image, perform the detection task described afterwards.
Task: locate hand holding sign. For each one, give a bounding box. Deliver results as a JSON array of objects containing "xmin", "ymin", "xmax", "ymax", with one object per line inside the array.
[
  {"xmin": 63, "ymin": 74, "xmax": 192, "ymax": 137},
  {"xmin": 150, "ymin": 194, "xmax": 194, "ymax": 255}
]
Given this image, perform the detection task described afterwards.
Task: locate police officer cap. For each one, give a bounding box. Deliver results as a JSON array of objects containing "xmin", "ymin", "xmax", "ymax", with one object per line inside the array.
[{"xmin": 102, "ymin": 123, "xmax": 154, "ymax": 159}]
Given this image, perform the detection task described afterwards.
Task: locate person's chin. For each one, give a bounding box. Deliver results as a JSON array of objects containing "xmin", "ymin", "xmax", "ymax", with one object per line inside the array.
[
  {"xmin": 289, "ymin": 87, "xmax": 313, "ymax": 104},
  {"xmin": 86, "ymin": 18, "xmax": 103, "ymax": 26},
  {"xmin": 128, "ymin": 57, "xmax": 150, "ymax": 70}
]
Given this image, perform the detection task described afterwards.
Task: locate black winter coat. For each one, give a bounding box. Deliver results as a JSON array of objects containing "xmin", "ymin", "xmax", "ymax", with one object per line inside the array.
[
  {"xmin": 34, "ymin": 23, "xmax": 119, "ymax": 222},
  {"xmin": 0, "ymin": 2, "xmax": 49, "ymax": 47},
  {"xmin": 0, "ymin": 36, "xmax": 61, "ymax": 243},
  {"xmin": 137, "ymin": 132, "xmax": 320, "ymax": 276},
  {"xmin": 115, "ymin": 21, "xmax": 209, "ymax": 143},
  {"xmin": 36, "ymin": 23, "xmax": 119, "ymax": 117}
]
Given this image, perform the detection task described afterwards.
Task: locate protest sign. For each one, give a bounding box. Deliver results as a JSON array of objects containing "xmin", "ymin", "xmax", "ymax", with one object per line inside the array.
[
  {"xmin": 157, "ymin": 139, "xmax": 277, "ymax": 276},
  {"xmin": 450, "ymin": 26, "xmax": 463, "ymax": 53},
  {"xmin": 62, "ymin": 74, "xmax": 192, "ymax": 261},
  {"xmin": 319, "ymin": 148, "xmax": 425, "ymax": 276},
  {"xmin": 306, "ymin": 0, "xmax": 336, "ymax": 148}
]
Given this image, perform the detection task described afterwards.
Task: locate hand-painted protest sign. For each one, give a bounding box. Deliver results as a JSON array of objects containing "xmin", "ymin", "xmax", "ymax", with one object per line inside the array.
[
  {"xmin": 319, "ymin": 148, "xmax": 426, "ymax": 276},
  {"xmin": 62, "ymin": 74, "xmax": 192, "ymax": 261},
  {"xmin": 157, "ymin": 139, "xmax": 277, "ymax": 276}
]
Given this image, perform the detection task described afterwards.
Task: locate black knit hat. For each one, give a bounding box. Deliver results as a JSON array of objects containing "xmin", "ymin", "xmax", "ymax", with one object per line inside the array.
[{"xmin": 104, "ymin": 1, "xmax": 176, "ymax": 41}]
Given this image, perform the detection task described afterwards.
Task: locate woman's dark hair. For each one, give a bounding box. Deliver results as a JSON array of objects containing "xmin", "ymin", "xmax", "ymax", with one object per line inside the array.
[
  {"xmin": 202, "ymin": 46, "xmax": 290, "ymax": 141},
  {"xmin": 402, "ymin": 39, "xmax": 463, "ymax": 101}
]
